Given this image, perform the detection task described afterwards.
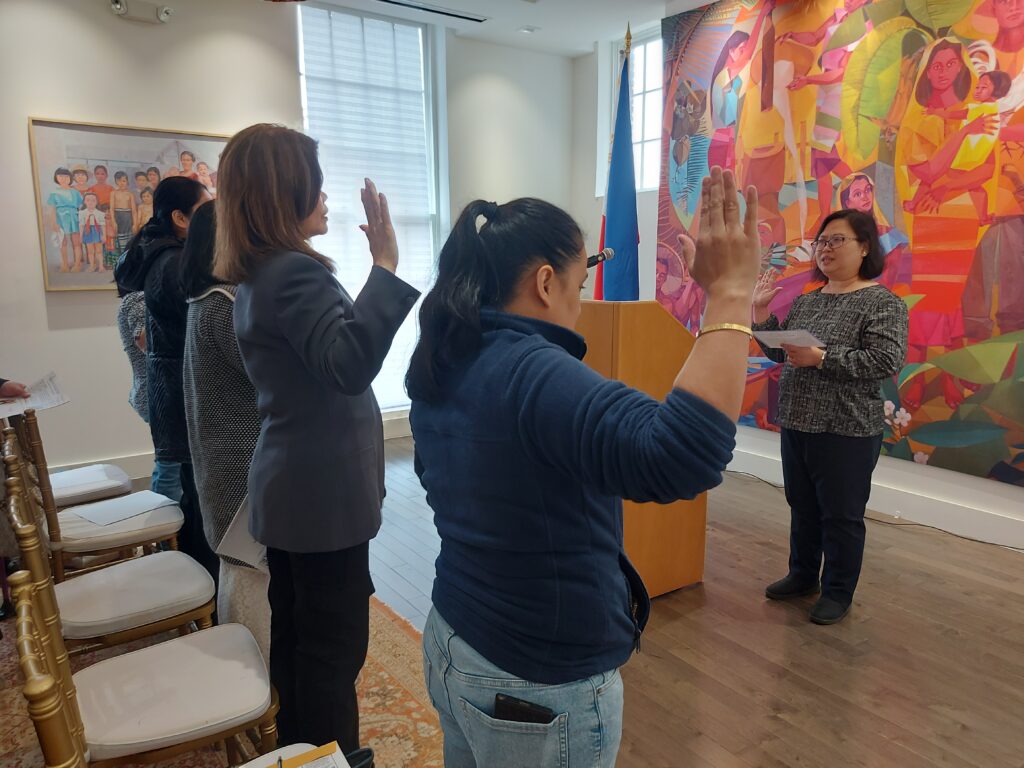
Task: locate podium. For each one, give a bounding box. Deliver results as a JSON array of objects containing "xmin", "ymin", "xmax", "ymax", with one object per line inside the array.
[{"xmin": 575, "ymin": 300, "xmax": 707, "ymax": 597}]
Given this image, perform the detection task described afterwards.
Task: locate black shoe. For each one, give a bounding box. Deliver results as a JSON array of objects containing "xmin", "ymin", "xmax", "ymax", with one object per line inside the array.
[
  {"xmin": 765, "ymin": 574, "xmax": 820, "ymax": 600},
  {"xmin": 0, "ymin": 599, "xmax": 13, "ymax": 622},
  {"xmin": 809, "ymin": 597, "xmax": 850, "ymax": 625},
  {"xmin": 345, "ymin": 748, "xmax": 374, "ymax": 768}
]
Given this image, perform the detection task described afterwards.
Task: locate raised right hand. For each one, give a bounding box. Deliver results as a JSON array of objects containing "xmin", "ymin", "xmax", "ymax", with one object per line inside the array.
[
  {"xmin": 683, "ymin": 166, "xmax": 759, "ymax": 301},
  {"xmin": 359, "ymin": 178, "xmax": 399, "ymax": 273},
  {"xmin": 753, "ymin": 270, "xmax": 781, "ymax": 309}
]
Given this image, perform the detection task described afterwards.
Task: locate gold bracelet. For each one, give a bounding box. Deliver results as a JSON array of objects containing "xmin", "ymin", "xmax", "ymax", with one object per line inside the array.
[{"xmin": 696, "ymin": 322, "xmax": 753, "ymax": 339}]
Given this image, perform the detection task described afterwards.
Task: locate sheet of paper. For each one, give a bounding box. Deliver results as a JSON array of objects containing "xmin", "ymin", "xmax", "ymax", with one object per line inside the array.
[
  {"xmin": 216, "ymin": 495, "xmax": 269, "ymax": 573},
  {"xmin": 276, "ymin": 742, "xmax": 352, "ymax": 768},
  {"xmin": 0, "ymin": 372, "xmax": 69, "ymax": 419},
  {"xmin": 71, "ymin": 490, "xmax": 178, "ymax": 526},
  {"xmin": 753, "ymin": 330, "xmax": 824, "ymax": 349}
]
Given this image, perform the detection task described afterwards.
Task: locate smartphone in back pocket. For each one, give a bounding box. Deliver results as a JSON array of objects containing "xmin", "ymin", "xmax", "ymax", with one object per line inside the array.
[{"xmin": 493, "ymin": 693, "xmax": 556, "ymax": 724}]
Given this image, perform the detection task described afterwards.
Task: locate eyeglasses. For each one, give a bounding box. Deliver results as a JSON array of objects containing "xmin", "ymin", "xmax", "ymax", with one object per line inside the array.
[{"xmin": 811, "ymin": 234, "xmax": 857, "ymax": 252}]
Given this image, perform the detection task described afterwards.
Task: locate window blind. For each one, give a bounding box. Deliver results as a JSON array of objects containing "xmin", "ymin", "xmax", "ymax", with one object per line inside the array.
[{"xmin": 300, "ymin": 5, "xmax": 439, "ymax": 410}]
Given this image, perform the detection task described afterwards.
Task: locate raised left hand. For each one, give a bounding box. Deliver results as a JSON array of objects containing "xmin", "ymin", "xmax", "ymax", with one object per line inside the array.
[{"xmin": 782, "ymin": 344, "xmax": 824, "ymax": 368}]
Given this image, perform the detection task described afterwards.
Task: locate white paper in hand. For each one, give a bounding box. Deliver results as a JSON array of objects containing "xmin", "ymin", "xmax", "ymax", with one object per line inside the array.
[
  {"xmin": 216, "ymin": 495, "xmax": 268, "ymax": 573},
  {"xmin": 753, "ymin": 329, "xmax": 825, "ymax": 349},
  {"xmin": 0, "ymin": 372, "xmax": 69, "ymax": 419}
]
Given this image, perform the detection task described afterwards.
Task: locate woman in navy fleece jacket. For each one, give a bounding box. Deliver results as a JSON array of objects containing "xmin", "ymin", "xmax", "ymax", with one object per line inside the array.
[{"xmin": 408, "ymin": 168, "xmax": 759, "ymax": 768}]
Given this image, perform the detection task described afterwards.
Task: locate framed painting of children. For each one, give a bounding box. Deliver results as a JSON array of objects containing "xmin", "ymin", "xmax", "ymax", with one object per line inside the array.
[{"xmin": 28, "ymin": 118, "xmax": 228, "ymax": 291}]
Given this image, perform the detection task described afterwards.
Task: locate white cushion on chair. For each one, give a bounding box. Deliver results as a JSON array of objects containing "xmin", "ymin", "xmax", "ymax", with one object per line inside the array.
[
  {"xmin": 50, "ymin": 464, "xmax": 132, "ymax": 507},
  {"xmin": 56, "ymin": 551, "xmax": 215, "ymax": 639},
  {"xmin": 57, "ymin": 497, "xmax": 183, "ymax": 552},
  {"xmin": 239, "ymin": 744, "xmax": 319, "ymax": 768},
  {"xmin": 75, "ymin": 624, "xmax": 272, "ymax": 760}
]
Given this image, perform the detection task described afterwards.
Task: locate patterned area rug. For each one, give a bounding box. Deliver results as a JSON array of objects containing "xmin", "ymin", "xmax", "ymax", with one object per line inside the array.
[{"xmin": 0, "ymin": 597, "xmax": 443, "ymax": 767}]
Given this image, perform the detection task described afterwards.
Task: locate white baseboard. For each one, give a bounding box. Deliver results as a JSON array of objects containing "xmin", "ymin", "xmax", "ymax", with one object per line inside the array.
[
  {"xmin": 53, "ymin": 409, "xmax": 415, "ymax": 481},
  {"xmin": 53, "ymin": 450, "xmax": 156, "ymax": 482},
  {"xmin": 383, "ymin": 408, "xmax": 412, "ymax": 439},
  {"xmin": 729, "ymin": 426, "xmax": 1024, "ymax": 551}
]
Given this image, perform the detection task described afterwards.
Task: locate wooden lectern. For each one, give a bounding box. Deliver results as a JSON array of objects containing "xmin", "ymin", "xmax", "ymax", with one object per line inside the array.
[{"xmin": 575, "ymin": 300, "xmax": 706, "ymax": 597}]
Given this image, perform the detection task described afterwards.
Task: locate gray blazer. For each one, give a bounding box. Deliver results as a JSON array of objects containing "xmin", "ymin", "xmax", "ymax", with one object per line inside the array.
[{"xmin": 234, "ymin": 251, "xmax": 420, "ymax": 553}]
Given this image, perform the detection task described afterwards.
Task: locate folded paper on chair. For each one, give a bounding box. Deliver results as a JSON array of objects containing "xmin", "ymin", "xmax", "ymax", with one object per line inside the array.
[
  {"xmin": 0, "ymin": 372, "xmax": 68, "ymax": 419},
  {"xmin": 71, "ymin": 490, "xmax": 177, "ymax": 526},
  {"xmin": 216, "ymin": 495, "xmax": 269, "ymax": 573},
  {"xmin": 753, "ymin": 329, "xmax": 824, "ymax": 349}
]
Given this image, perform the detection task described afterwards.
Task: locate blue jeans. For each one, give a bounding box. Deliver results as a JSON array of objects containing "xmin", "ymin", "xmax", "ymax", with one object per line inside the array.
[
  {"xmin": 423, "ymin": 608, "xmax": 623, "ymax": 768},
  {"xmin": 150, "ymin": 459, "xmax": 182, "ymax": 502}
]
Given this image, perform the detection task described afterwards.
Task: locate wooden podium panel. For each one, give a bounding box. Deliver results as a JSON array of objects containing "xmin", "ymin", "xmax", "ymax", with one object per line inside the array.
[{"xmin": 576, "ymin": 300, "xmax": 706, "ymax": 597}]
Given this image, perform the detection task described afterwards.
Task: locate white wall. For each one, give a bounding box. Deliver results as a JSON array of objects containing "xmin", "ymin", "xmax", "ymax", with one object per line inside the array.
[
  {"xmin": 570, "ymin": 7, "xmax": 1024, "ymax": 547},
  {"xmin": 0, "ymin": 0, "xmax": 303, "ymax": 476},
  {"xmin": 445, "ymin": 34, "xmax": 573, "ymax": 219}
]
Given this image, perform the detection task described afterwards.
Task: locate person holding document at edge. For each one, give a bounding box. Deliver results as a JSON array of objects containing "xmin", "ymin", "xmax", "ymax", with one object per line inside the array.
[
  {"xmin": 215, "ymin": 124, "xmax": 421, "ymax": 755},
  {"xmin": 754, "ymin": 208, "xmax": 908, "ymax": 625},
  {"xmin": 408, "ymin": 167, "xmax": 758, "ymax": 768}
]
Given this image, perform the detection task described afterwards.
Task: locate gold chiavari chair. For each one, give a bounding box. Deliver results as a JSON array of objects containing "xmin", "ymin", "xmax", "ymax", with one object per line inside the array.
[
  {"xmin": 3, "ymin": 415, "xmax": 182, "ymax": 580},
  {"xmin": 4, "ymin": 465, "xmax": 215, "ymax": 655},
  {"xmin": 10, "ymin": 559, "xmax": 279, "ymax": 767},
  {"xmin": 8, "ymin": 411, "xmax": 131, "ymax": 507}
]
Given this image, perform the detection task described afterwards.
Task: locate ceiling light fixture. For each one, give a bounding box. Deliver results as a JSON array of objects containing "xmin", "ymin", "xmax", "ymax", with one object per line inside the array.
[{"xmin": 519, "ymin": 25, "xmax": 540, "ymax": 34}]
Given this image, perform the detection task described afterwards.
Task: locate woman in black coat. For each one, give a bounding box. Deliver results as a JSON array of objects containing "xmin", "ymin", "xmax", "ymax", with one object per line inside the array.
[{"xmin": 115, "ymin": 176, "xmax": 218, "ymax": 582}]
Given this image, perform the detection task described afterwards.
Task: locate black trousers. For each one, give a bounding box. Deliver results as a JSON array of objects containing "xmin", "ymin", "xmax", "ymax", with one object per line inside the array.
[
  {"xmin": 780, "ymin": 428, "xmax": 883, "ymax": 605},
  {"xmin": 267, "ymin": 543, "xmax": 373, "ymax": 753},
  {"xmin": 177, "ymin": 462, "xmax": 219, "ymax": 587}
]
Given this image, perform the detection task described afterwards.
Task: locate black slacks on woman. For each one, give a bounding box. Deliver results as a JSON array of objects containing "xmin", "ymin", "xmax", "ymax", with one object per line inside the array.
[
  {"xmin": 267, "ymin": 543, "xmax": 373, "ymax": 754},
  {"xmin": 178, "ymin": 462, "xmax": 220, "ymax": 586},
  {"xmin": 780, "ymin": 428, "xmax": 883, "ymax": 606}
]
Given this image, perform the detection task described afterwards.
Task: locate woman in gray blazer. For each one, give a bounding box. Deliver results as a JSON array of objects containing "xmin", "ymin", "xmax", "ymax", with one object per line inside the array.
[{"xmin": 214, "ymin": 124, "xmax": 420, "ymax": 753}]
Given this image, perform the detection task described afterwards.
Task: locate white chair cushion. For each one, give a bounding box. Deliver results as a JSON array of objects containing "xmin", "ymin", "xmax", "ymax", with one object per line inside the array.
[
  {"xmin": 57, "ymin": 497, "xmax": 183, "ymax": 552},
  {"xmin": 51, "ymin": 464, "xmax": 132, "ymax": 507},
  {"xmin": 75, "ymin": 624, "xmax": 272, "ymax": 760},
  {"xmin": 239, "ymin": 744, "xmax": 318, "ymax": 768},
  {"xmin": 56, "ymin": 551, "xmax": 215, "ymax": 639}
]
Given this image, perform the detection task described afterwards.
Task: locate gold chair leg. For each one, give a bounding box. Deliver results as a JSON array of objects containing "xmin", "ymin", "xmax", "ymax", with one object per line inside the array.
[
  {"xmin": 258, "ymin": 718, "xmax": 278, "ymax": 753},
  {"xmin": 167, "ymin": 535, "xmax": 179, "ymax": 551},
  {"xmin": 225, "ymin": 736, "xmax": 244, "ymax": 766}
]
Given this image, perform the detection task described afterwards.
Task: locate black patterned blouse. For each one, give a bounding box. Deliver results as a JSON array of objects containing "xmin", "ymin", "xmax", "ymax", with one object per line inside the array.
[{"xmin": 753, "ymin": 284, "xmax": 909, "ymax": 437}]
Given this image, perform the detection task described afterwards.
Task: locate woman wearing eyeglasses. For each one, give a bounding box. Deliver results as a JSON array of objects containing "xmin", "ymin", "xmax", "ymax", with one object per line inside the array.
[{"xmin": 753, "ymin": 209, "xmax": 908, "ymax": 624}]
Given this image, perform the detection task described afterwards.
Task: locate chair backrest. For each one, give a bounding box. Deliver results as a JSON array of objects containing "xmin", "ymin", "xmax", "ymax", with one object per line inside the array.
[
  {"xmin": 3, "ymin": 429, "xmax": 46, "ymax": 523},
  {"xmin": 6, "ymin": 496, "xmax": 86, "ymax": 757},
  {"xmin": 2, "ymin": 429, "xmax": 57, "ymax": 570},
  {"xmin": 4, "ymin": 419, "xmax": 63, "ymax": 580},
  {"xmin": 8, "ymin": 411, "xmax": 62, "ymax": 548}
]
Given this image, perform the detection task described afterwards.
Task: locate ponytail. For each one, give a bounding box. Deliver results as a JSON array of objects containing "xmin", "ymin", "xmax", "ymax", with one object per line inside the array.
[
  {"xmin": 406, "ymin": 197, "xmax": 583, "ymax": 403},
  {"xmin": 127, "ymin": 176, "xmax": 207, "ymax": 253},
  {"xmin": 115, "ymin": 176, "xmax": 207, "ymax": 292}
]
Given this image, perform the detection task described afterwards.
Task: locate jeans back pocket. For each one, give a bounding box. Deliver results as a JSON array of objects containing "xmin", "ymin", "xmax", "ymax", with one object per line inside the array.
[{"xmin": 458, "ymin": 696, "xmax": 569, "ymax": 767}]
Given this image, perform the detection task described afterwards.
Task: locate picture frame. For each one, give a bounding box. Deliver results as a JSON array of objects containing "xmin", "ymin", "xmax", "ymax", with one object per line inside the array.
[{"xmin": 28, "ymin": 117, "xmax": 229, "ymax": 292}]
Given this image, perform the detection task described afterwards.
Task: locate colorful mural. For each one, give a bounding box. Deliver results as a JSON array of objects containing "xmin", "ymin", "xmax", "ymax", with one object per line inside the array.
[{"xmin": 658, "ymin": 0, "xmax": 1024, "ymax": 485}]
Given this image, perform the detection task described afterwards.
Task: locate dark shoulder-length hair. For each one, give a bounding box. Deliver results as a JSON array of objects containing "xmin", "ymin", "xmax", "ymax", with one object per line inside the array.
[
  {"xmin": 915, "ymin": 39, "xmax": 971, "ymax": 107},
  {"xmin": 811, "ymin": 209, "xmax": 885, "ymax": 282},
  {"xmin": 181, "ymin": 200, "xmax": 225, "ymax": 298},
  {"xmin": 406, "ymin": 198, "xmax": 584, "ymax": 404}
]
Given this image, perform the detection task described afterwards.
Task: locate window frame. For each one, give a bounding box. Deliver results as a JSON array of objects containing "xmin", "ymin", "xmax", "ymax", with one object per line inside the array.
[
  {"xmin": 296, "ymin": 2, "xmax": 448, "ymax": 412},
  {"xmin": 596, "ymin": 27, "xmax": 664, "ymax": 196}
]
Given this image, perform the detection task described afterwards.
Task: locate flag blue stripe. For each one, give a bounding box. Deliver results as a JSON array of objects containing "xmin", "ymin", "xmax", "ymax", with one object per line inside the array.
[{"xmin": 603, "ymin": 55, "xmax": 640, "ymax": 302}]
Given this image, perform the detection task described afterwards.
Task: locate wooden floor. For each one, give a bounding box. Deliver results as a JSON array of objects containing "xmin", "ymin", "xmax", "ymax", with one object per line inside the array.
[{"xmin": 378, "ymin": 438, "xmax": 1024, "ymax": 768}]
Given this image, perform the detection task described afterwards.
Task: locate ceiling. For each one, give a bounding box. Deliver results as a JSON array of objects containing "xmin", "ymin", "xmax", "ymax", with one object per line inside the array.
[{"xmin": 317, "ymin": 0, "xmax": 707, "ymax": 57}]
